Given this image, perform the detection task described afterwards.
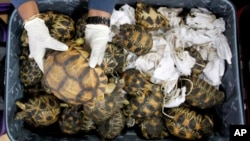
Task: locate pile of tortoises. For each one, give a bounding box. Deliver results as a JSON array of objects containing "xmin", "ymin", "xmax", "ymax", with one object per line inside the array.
[{"xmin": 15, "ymin": 2, "xmax": 226, "ymax": 141}]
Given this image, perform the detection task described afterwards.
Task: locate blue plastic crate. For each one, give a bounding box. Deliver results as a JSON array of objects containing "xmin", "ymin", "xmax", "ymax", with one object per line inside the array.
[{"xmin": 5, "ymin": 0, "xmax": 245, "ymax": 140}]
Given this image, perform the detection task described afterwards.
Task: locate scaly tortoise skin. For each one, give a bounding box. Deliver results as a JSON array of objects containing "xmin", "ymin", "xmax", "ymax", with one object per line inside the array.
[
  {"xmin": 83, "ymin": 79, "xmax": 129, "ymax": 124},
  {"xmin": 97, "ymin": 110, "xmax": 126, "ymax": 141},
  {"xmin": 185, "ymin": 46, "xmax": 208, "ymax": 76},
  {"xmin": 180, "ymin": 76, "xmax": 225, "ymax": 109},
  {"xmin": 113, "ymin": 24, "xmax": 153, "ymax": 56},
  {"xmin": 138, "ymin": 116, "xmax": 169, "ymax": 140},
  {"xmin": 43, "ymin": 39, "xmax": 107, "ymax": 105},
  {"xmin": 163, "ymin": 106, "xmax": 214, "ymax": 140},
  {"xmin": 19, "ymin": 11, "xmax": 75, "ymax": 87},
  {"xmin": 15, "ymin": 94, "xmax": 61, "ymax": 127},
  {"xmin": 135, "ymin": 2, "xmax": 169, "ymax": 30},
  {"xmin": 121, "ymin": 69, "xmax": 154, "ymax": 96},
  {"xmin": 59, "ymin": 104, "xmax": 83, "ymax": 135}
]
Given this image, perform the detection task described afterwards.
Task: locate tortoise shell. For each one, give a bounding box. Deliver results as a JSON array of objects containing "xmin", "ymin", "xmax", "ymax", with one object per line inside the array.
[
  {"xmin": 180, "ymin": 76, "xmax": 225, "ymax": 109},
  {"xmin": 83, "ymin": 79, "xmax": 129, "ymax": 123},
  {"xmin": 43, "ymin": 40, "xmax": 107, "ymax": 105},
  {"xmin": 113, "ymin": 24, "xmax": 153, "ymax": 56},
  {"xmin": 19, "ymin": 46, "xmax": 43, "ymax": 87},
  {"xmin": 185, "ymin": 46, "xmax": 208, "ymax": 76},
  {"xmin": 139, "ymin": 116, "xmax": 169, "ymax": 140},
  {"xmin": 59, "ymin": 104, "xmax": 83, "ymax": 134},
  {"xmin": 97, "ymin": 110, "xmax": 126, "ymax": 140},
  {"xmin": 123, "ymin": 87, "xmax": 163, "ymax": 127},
  {"xmin": 19, "ymin": 11, "xmax": 75, "ymax": 87},
  {"xmin": 135, "ymin": 2, "xmax": 168, "ymax": 30},
  {"xmin": 121, "ymin": 69, "xmax": 154, "ymax": 96},
  {"xmin": 15, "ymin": 94, "xmax": 61, "ymax": 127},
  {"xmin": 164, "ymin": 106, "xmax": 214, "ymax": 140},
  {"xmin": 81, "ymin": 112, "xmax": 97, "ymax": 132},
  {"xmin": 74, "ymin": 13, "xmax": 88, "ymax": 39}
]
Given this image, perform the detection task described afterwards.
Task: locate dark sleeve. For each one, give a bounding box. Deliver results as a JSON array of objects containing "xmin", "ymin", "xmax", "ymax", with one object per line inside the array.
[
  {"xmin": 88, "ymin": 0, "xmax": 116, "ymax": 14},
  {"xmin": 10, "ymin": 0, "xmax": 32, "ymax": 9}
]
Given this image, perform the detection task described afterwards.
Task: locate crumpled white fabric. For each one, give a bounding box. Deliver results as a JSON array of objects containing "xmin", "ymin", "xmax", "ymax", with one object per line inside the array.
[
  {"xmin": 123, "ymin": 52, "xmax": 137, "ymax": 71},
  {"xmin": 157, "ymin": 7, "xmax": 183, "ymax": 27},
  {"xmin": 164, "ymin": 33, "xmax": 195, "ymax": 75},
  {"xmin": 202, "ymin": 58, "xmax": 225, "ymax": 86},
  {"xmin": 210, "ymin": 33, "xmax": 232, "ymax": 64},
  {"xmin": 172, "ymin": 26, "xmax": 211, "ymax": 46},
  {"xmin": 164, "ymin": 87, "xmax": 186, "ymax": 108},
  {"xmin": 135, "ymin": 52, "xmax": 162, "ymax": 77},
  {"xmin": 186, "ymin": 8, "xmax": 217, "ymax": 30}
]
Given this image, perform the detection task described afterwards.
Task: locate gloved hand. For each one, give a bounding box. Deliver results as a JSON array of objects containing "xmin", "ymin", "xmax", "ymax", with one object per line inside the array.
[
  {"xmin": 85, "ymin": 24, "xmax": 110, "ymax": 68},
  {"xmin": 24, "ymin": 17, "xmax": 68, "ymax": 72}
]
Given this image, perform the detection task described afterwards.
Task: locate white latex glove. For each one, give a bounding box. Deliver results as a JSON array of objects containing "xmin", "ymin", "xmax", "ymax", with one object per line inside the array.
[
  {"xmin": 24, "ymin": 18, "xmax": 68, "ymax": 72},
  {"xmin": 85, "ymin": 24, "xmax": 110, "ymax": 68}
]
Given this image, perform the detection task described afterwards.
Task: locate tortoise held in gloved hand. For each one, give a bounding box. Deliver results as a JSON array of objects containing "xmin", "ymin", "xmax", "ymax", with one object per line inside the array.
[
  {"xmin": 43, "ymin": 39, "xmax": 107, "ymax": 105},
  {"xmin": 15, "ymin": 94, "xmax": 61, "ymax": 127}
]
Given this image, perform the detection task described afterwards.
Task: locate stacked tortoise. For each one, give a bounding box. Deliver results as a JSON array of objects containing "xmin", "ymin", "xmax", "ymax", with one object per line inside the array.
[
  {"xmin": 15, "ymin": 94, "xmax": 61, "ymax": 127},
  {"xmin": 113, "ymin": 23, "xmax": 153, "ymax": 56},
  {"xmin": 43, "ymin": 39, "xmax": 107, "ymax": 105},
  {"xmin": 135, "ymin": 2, "xmax": 169, "ymax": 30},
  {"xmin": 163, "ymin": 106, "xmax": 214, "ymax": 140},
  {"xmin": 19, "ymin": 11, "xmax": 75, "ymax": 87},
  {"xmin": 58, "ymin": 104, "xmax": 83, "ymax": 135},
  {"xmin": 179, "ymin": 76, "xmax": 225, "ymax": 109}
]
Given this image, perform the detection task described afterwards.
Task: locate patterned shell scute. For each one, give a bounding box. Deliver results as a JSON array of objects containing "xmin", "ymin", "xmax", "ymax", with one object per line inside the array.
[
  {"xmin": 59, "ymin": 105, "xmax": 83, "ymax": 134},
  {"xmin": 123, "ymin": 87, "xmax": 163, "ymax": 120},
  {"xmin": 122, "ymin": 69, "xmax": 153, "ymax": 96},
  {"xmin": 182, "ymin": 76, "xmax": 225, "ymax": 109},
  {"xmin": 43, "ymin": 40, "xmax": 107, "ymax": 105},
  {"xmin": 97, "ymin": 110, "xmax": 126, "ymax": 140},
  {"xmin": 114, "ymin": 24, "xmax": 153, "ymax": 56},
  {"xmin": 74, "ymin": 13, "xmax": 88, "ymax": 39},
  {"xmin": 164, "ymin": 106, "xmax": 214, "ymax": 140},
  {"xmin": 15, "ymin": 94, "xmax": 61, "ymax": 127},
  {"xmin": 135, "ymin": 2, "xmax": 168, "ymax": 30},
  {"xmin": 83, "ymin": 79, "xmax": 128, "ymax": 123},
  {"xmin": 139, "ymin": 116, "xmax": 169, "ymax": 140}
]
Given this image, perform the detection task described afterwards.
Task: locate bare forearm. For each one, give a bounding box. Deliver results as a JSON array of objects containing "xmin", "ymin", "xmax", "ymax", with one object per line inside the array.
[{"xmin": 17, "ymin": 1, "xmax": 39, "ymax": 21}]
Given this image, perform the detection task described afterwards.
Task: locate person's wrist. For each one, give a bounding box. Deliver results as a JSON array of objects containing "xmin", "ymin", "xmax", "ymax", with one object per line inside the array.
[{"xmin": 86, "ymin": 16, "xmax": 110, "ymax": 26}]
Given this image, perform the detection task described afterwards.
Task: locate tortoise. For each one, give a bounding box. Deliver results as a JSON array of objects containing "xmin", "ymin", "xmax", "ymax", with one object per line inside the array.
[
  {"xmin": 97, "ymin": 110, "xmax": 126, "ymax": 141},
  {"xmin": 19, "ymin": 45, "xmax": 43, "ymax": 87},
  {"xmin": 135, "ymin": 2, "xmax": 169, "ymax": 30},
  {"xmin": 123, "ymin": 86, "xmax": 163, "ymax": 127},
  {"xmin": 101, "ymin": 42, "xmax": 126, "ymax": 75},
  {"xmin": 15, "ymin": 94, "xmax": 61, "ymax": 127},
  {"xmin": 19, "ymin": 11, "xmax": 75, "ymax": 87},
  {"xmin": 43, "ymin": 39, "xmax": 107, "ymax": 105},
  {"xmin": 81, "ymin": 112, "xmax": 97, "ymax": 132},
  {"xmin": 74, "ymin": 13, "xmax": 88, "ymax": 39},
  {"xmin": 138, "ymin": 116, "xmax": 169, "ymax": 140},
  {"xmin": 179, "ymin": 76, "xmax": 225, "ymax": 109},
  {"xmin": 59, "ymin": 104, "xmax": 83, "ymax": 134},
  {"xmin": 185, "ymin": 46, "xmax": 208, "ymax": 76},
  {"xmin": 121, "ymin": 69, "xmax": 154, "ymax": 96},
  {"xmin": 83, "ymin": 79, "xmax": 129, "ymax": 124},
  {"xmin": 163, "ymin": 106, "xmax": 214, "ymax": 140},
  {"xmin": 113, "ymin": 24, "xmax": 153, "ymax": 56}
]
